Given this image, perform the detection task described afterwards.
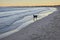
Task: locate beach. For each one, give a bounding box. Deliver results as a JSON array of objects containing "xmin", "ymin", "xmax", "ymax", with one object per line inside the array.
[{"xmin": 0, "ymin": 7, "xmax": 60, "ymax": 40}]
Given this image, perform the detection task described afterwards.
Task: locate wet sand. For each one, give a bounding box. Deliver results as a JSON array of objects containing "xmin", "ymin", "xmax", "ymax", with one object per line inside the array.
[{"xmin": 1, "ymin": 7, "xmax": 60, "ymax": 40}]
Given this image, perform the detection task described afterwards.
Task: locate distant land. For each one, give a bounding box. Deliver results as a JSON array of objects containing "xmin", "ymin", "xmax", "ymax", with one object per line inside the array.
[{"xmin": 0, "ymin": 5, "xmax": 60, "ymax": 8}]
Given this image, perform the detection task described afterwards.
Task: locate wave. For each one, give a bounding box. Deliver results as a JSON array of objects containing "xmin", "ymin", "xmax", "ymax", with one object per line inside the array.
[{"xmin": 0, "ymin": 7, "xmax": 57, "ymax": 34}]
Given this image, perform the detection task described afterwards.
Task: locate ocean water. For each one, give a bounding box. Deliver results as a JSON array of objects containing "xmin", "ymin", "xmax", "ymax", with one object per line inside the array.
[{"xmin": 0, "ymin": 7, "xmax": 56, "ymax": 34}]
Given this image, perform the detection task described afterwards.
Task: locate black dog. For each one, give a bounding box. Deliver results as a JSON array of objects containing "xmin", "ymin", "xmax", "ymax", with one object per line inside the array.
[{"xmin": 33, "ymin": 15, "xmax": 38, "ymax": 21}]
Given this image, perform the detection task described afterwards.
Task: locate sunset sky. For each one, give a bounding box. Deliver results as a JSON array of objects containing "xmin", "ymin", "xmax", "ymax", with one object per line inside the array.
[{"xmin": 0, "ymin": 0, "xmax": 60, "ymax": 6}]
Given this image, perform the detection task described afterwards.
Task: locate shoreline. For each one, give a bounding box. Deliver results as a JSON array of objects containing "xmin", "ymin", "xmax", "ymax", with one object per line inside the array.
[{"xmin": 0, "ymin": 7, "xmax": 57, "ymax": 39}]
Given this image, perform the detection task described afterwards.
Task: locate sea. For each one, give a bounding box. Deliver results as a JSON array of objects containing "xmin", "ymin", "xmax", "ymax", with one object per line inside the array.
[{"xmin": 0, "ymin": 7, "xmax": 57, "ymax": 34}]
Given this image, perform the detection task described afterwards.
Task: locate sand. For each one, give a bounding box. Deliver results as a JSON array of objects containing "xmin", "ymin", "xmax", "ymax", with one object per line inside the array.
[{"xmin": 1, "ymin": 7, "xmax": 60, "ymax": 40}]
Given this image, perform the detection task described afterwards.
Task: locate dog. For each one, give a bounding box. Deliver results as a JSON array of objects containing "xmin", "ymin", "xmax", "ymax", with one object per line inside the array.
[{"xmin": 33, "ymin": 14, "xmax": 38, "ymax": 21}]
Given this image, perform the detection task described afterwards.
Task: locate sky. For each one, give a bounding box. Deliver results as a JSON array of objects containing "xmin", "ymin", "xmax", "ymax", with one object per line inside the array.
[{"xmin": 0, "ymin": 0, "xmax": 60, "ymax": 6}]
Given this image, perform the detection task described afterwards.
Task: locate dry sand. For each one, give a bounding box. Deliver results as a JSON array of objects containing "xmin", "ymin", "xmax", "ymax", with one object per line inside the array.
[{"xmin": 1, "ymin": 7, "xmax": 60, "ymax": 40}]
